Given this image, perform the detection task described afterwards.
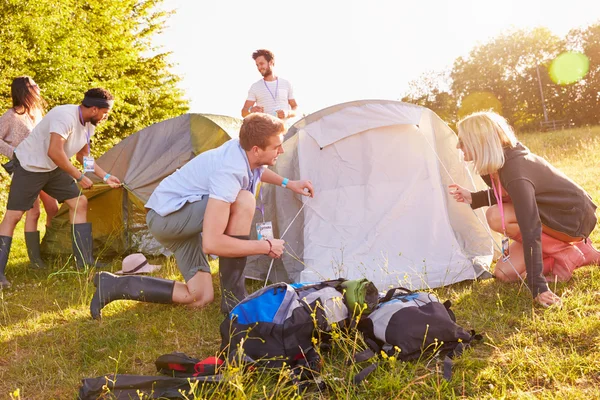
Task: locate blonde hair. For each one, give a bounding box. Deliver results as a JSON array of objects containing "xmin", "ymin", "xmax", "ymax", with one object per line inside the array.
[{"xmin": 457, "ymin": 111, "xmax": 517, "ymax": 175}]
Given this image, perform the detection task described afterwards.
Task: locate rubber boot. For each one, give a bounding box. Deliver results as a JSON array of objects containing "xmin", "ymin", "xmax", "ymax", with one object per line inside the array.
[
  {"xmin": 541, "ymin": 232, "xmax": 585, "ymax": 281},
  {"xmin": 219, "ymin": 235, "xmax": 249, "ymax": 314},
  {"xmin": 90, "ymin": 271, "xmax": 175, "ymax": 320},
  {"xmin": 25, "ymin": 231, "xmax": 47, "ymax": 269},
  {"xmin": 510, "ymin": 232, "xmax": 584, "ymax": 281},
  {"xmin": 574, "ymin": 239, "xmax": 600, "ymax": 267},
  {"xmin": 72, "ymin": 223, "xmax": 108, "ymax": 269},
  {"xmin": 0, "ymin": 236, "xmax": 12, "ymax": 289}
]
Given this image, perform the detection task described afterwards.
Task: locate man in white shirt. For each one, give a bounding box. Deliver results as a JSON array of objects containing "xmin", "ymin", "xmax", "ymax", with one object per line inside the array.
[
  {"xmin": 241, "ymin": 49, "xmax": 298, "ymax": 122},
  {"xmin": 89, "ymin": 113, "xmax": 314, "ymax": 319},
  {"xmin": 0, "ymin": 88, "xmax": 122, "ymax": 288}
]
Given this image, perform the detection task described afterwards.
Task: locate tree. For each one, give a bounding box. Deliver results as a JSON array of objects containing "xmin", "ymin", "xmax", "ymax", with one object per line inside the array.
[
  {"xmin": 450, "ymin": 27, "xmax": 563, "ymax": 131},
  {"xmin": 560, "ymin": 23, "xmax": 600, "ymax": 126},
  {"xmin": 0, "ymin": 0, "xmax": 189, "ymax": 156},
  {"xmin": 401, "ymin": 70, "xmax": 457, "ymax": 126}
]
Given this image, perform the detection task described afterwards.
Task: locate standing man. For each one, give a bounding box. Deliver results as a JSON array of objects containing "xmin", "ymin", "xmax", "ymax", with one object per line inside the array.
[
  {"xmin": 89, "ymin": 113, "xmax": 314, "ymax": 319},
  {"xmin": 0, "ymin": 88, "xmax": 121, "ymax": 288},
  {"xmin": 241, "ymin": 49, "xmax": 298, "ymax": 122}
]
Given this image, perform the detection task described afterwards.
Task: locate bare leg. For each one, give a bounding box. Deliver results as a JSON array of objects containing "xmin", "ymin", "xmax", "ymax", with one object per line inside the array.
[
  {"xmin": 39, "ymin": 191, "xmax": 59, "ymax": 227},
  {"xmin": 220, "ymin": 190, "xmax": 255, "ymax": 313},
  {"xmin": 493, "ymin": 241, "xmax": 527, "ymax": 282},
  {"xmin": 0, "ymin": 210, "xmax": 25, "ymax": 237},
  {"xmin": 24, "ymin": 198, "xmax": 41, "ymax": 233},
  {"xmin": 172, "ymin": 270, "xmax": 215, "ymax": 307},
  {"xmin": 64, "ymin": 195, "xmax": 88, "ymax": 224},
  {"xmin": 224, "ymin": 190, "xmax": 255, "ymax": 236},
  {"xmin": 486, "ymin": 203, "xmax": 520, "ymax": 238}
]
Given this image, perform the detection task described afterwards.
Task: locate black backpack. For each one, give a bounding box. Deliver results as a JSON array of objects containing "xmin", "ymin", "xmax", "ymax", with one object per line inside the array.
[{"xmin": 354, "ymin": 287, "xmax": 481, "ymax": 383}]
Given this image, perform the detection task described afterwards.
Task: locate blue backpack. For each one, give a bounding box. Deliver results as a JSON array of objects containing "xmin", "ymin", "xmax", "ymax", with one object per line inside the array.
[
  {"xmin": 354, "ymin": 287, "xmax": 481, "ymax": 383},
  {"xmin": 220, "ymin": 280, "xmax": 349, "ymax": 383}
]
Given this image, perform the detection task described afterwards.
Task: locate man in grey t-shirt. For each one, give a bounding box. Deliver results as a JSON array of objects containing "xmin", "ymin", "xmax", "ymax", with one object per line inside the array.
[
  {"xmin": 0, "ymin": 88, "xmax": 122, "ymax": 288},
  {"xmin": 89, "ymin": 113, "xmax": 314, "ymax": 319}
]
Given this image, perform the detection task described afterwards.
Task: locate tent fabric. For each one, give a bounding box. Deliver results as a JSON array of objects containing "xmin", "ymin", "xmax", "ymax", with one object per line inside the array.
[
  {"xmin": 42, "ymin": 113, "xmax": 241, "ymax": 257},
  {"xmin": 246, "ymin": 100, "xmax": 495, "ymax": 291}
]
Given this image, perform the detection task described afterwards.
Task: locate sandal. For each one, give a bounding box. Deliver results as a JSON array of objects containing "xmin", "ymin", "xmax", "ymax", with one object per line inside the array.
[{"xmin": 534, "ymin": 290, "xmax": 562, "ymax": 308}]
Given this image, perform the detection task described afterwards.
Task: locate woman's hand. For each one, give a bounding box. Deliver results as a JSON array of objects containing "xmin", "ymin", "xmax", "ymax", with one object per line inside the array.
[
  {"xmin": 448, "ymin": 184, "xmax": 472, "ymax": 204},
  {"xmin": 535, "ymin": 290, "xmax": 562, "ymax": 308}
]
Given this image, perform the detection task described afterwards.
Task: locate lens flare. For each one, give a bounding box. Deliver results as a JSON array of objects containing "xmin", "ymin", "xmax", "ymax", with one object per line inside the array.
[{"xmin": 549, "ymin": 52, "xmax": 589, "ymax": 85}]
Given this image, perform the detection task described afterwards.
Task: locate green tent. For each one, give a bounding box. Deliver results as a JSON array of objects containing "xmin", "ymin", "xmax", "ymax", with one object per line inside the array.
[{"xmin": 41, "ymin": 113, "xmax": 242, "ymax": 258}]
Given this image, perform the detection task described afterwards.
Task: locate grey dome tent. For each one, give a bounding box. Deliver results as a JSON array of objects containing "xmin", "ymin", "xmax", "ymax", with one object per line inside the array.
[
  {"xmin": 245, "ymin": 100, "xmax": 496, "ymax": 290},
  {"xmin": 41, "ymin": 113, "xmax": 242, "ymax": 257}
]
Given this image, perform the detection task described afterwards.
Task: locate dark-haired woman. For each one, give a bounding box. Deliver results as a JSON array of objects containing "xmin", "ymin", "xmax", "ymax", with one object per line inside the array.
[{"xmin": 0, "ymin": 76, "xmax": 58, "ymax": 271}]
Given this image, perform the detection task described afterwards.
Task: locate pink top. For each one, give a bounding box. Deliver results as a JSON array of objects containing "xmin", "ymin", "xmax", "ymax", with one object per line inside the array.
[{"xmin": 0, "ymin": 108, "xmax": 41, "ymax": 159}]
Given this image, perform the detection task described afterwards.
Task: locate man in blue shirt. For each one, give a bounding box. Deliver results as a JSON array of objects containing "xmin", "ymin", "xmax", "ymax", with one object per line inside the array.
[{"xmin": 89, "ymin": 113, "xmax": 314, "ymax": 319}]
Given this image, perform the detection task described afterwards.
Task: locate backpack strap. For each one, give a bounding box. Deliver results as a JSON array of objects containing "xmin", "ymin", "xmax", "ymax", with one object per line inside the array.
[
  {"xmin": 442, "ymin": 343, "xmax": 463, "ymax": 381},
  {"xmin": 193, "ymin": 356, "xmax": 224, "ymax": 376},
  {"xmin": 155, "ymin": 352, "xmax": 200, "ymax": 376},
  {"xmin": 380, "ymin": 287, "xmax": 414, "ymax": 303},
  {"xmin": 442, "ymin": 331, "xmax": 484, "ymax": 381},
  {"xmin": 353, "ymin": 361, "xmax": 380, "ymax": 384},
  {"xmin": 354, "ymin": 348, "xmax": 376, "ymax": 363}
]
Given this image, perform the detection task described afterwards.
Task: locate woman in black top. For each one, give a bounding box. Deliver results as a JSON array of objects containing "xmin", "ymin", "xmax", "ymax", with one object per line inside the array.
[{"xmin": 449, "ymin": 111, "xmax": 599, "ymax": 307}]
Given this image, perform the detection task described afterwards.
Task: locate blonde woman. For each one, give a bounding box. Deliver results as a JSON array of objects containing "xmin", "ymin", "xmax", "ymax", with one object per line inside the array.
[
  {"xmin": 0, "ymin": 76, "xmax": 58, "ymax": 272},
  {"xmin": 449, "ymin": 111, "xmax": 599, "ymax": 307}
]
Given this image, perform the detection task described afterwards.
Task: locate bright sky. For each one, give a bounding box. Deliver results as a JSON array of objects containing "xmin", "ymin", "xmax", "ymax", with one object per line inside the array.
[{"xmin": 156, "ymin": 0, "xmax": 600, "ymax": 118}]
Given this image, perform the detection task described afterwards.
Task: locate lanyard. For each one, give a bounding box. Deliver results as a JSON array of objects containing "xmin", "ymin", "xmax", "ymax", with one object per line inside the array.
[
  {"xmin": 238, "ymin": 142, "xmax": 256, "ymax": 192},
  {"xmin": 263, "ymin": 78, "xmax": 279, "ymax": 101},
  {"xmin": 78, "ymin": 106, "xmax": 91, "ymax": 152},
  {"xmin": 490, "ymin": 176, "xmax": 507, "ymax": 235}
]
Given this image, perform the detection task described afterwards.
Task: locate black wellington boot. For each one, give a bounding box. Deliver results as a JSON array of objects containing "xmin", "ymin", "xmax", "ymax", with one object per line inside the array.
[
  {"xmin": 90, "ymin": 271, "xmax": 175, "ymax": 320},
  {"xmin": 25, "ymin": 231, "xmax": 47, "ymax": 269},
  {"xmin": 219, "ymin": 235, "xmax": 250, "ymax": 314},
  {"xmin": 72, "ymin": 222, "xmax": 108, "ymax": 269},
  {"xmin": 0, "ymin": 235, "xmax": 12, "ymax": 289}
]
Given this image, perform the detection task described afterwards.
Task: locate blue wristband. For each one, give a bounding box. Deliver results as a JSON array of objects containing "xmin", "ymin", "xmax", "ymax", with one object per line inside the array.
[
  {"xmin": 103, "ymin": 173, "xmax": 111, "ymax": 182},
  {"xmin": 281, "ymin": 178, "xmax": 289, "ymax": 188}
]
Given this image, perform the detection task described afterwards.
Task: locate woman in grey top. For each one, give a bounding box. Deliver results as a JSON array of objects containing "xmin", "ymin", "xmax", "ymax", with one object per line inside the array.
[
  {"xmin": 0, "ymin": 76, "xmax": 58, "ymax": 269},
  {"xmin": 449, "ymin": 111, "xmax": 599, "ymax": 307}
]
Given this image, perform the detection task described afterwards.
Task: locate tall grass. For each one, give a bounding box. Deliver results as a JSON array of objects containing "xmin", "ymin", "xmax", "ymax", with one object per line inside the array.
[{"xmin": 1, "ymin": 126, "xmax": 600, "ymax": 399}]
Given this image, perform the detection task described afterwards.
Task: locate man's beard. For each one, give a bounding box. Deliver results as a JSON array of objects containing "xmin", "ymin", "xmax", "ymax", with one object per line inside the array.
[{"xmin": 261, "ymin": 67, "xmax": 273, "ymax": 78}]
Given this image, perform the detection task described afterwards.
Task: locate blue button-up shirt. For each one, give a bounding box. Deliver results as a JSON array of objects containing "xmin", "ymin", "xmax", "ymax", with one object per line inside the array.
[{"xmin": 146, "ymin": 139, "xmax": 265, "ymax": 217}]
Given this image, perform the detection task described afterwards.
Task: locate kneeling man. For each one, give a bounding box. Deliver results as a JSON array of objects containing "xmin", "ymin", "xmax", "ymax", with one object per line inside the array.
[{"xmin": 90, "ymin": 113, "xmax": 314, "ymax": 319}]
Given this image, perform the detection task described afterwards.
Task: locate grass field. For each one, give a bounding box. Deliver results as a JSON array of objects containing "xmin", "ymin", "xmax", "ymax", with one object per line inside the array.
[{"xmin": 1, "ymin": 126, "xmax": 600, "ymax": 399}]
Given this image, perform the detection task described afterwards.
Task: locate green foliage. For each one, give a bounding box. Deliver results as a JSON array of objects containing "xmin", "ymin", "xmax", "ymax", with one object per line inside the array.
[
  {"xmin": 401, "ymin": 69, "xmax": 458, "ymax": 128},
  {"xmin": 451, "ymin": 27, "xmax": 564, "ymax": 131},
  {"xmin": 403, "ymin": 22, "xmax": 600, "ymax": 131},
  {"xmin": 0, "ymin": 0, "xmax": 189, "ymax": 157}
]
